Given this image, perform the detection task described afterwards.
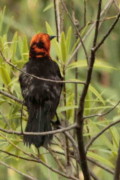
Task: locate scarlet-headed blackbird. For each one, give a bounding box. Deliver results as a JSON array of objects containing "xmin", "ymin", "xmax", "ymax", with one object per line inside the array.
[{"xmin": 19, "ymin": 33, "xmax": 63, "ymax": 148}]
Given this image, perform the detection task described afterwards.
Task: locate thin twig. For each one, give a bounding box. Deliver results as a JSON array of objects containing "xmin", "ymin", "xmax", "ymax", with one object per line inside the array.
[
  {"xmin": 68, "ymin": 0, "xmax": 114, "ymax": 65},
  {"xmin": 48, "ymin": 148, "xmax": 65, "ymax": 173},
  {"xmin": 94, "ymin": 13, "xmax": 120, "ymax": 51},
  {"xmin": 0, "ymin": 149, "xmax": 78, "ymax": 180},
  {"xmin": 86, "ymin": 119, "xmax": 120, "ymax": 151},
  {"xmin": 48, "ymin": 148, "xmax": 114, "ymax": 176},
  {"xmin": 53, "ymin": 0, "xmax": 71, "ymax": 169},
  {"xmin": 0, "ymin": 111, "xmax": 11, "ymax": 129},
  {"xmin": 0, "ymin": 160, "xmax": 37, "ymax": 180},
  {"xmin": 0, "ymin": 51, "xmax": 85, "ymax": 85},
  {"xmin": 0, "ymin": 123, "xmax": 77, "ymax": 136},
  {"xmin": 114, "ymin": 141, "xmax": 120, "ymax": 180},
  {"xmin": 61, "ymin": 0, "xmax": 89, "ymax": 64},
  {"xmin": 20, "ymin": 103, "xmax": 24, "ymax": 133},
  {"xmin": 88, "ymin": 15, "xmax": 118, "ymax": 25},
  {"xmin": 76, "ymin": 1, "xmax": 102, "ymax": 180},
  {"xmin": 0, "ymin": 90, "xmax": 23, "ymax": 104},
  {"xmin": 87, "ymin": 157, "xmax": 114, "ymax": 174},
  {"xmin": 79, "ymin": 0, "xmax": 87, "ymax": 31},
  {"xmin": 89, "ymin": 170, "xmax": 100, "ymax": 180},
  {"xmin": 84, "ymin": 100, "xmax": 120, "ymax": 119},
  {"xmin": 83, "ymin": 0, "xmax": 87, "ymax": 27},
  {"xmin": 64, "ymin": 131, "xmax": 79, "ymax": 161},
  {"xmin": 0, "ymin": 132, "xmax": 78, "ymax": 180},
  {"xmin": 113, "ymin": 0, "xmax": 120, "ymax": 12},
  {"xmin": 53, "ymin": 0, "xmax": 60, "ymax": 42}
]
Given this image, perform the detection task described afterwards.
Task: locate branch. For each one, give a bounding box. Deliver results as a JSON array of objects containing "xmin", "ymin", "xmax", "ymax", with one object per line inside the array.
[
  {"xmin": 0, "ymin": 133, "xmax": 77, "ymax": 180},
  {"xmin": 0, "ymin": 123, "xmax": 77, "ymax": 136},
  {"xmin": 0, "ymin": 51, "xmax": 85, "ymax": 85},
  {"xmin": 0, "ymin": 160, "xmax": 37, "ymax": 180},
  {"xmin": 83, "ymin": 0, "xmax": 87, "ymax": 29},
  {"xmin": 0, "ymin": 90, "xmax": 23, "ymax": 104},
  {"xmin": 86, "ymin": 119, "xmax": 120, "ymax": 151},
  {"xmin": 53, "ymin": 0, "xmax": 59, "ymax": 41},
  {"xmin": 0, "ymin": 150, "xmax": 78, "ymax": 180},
  {"xmin": 68, "ymin": 0, "xmax": 113, "ymax": 65},
  {"xmin": 113, "ymin": 0, "xmax": 120, "ymax": 12},
  {"xmin": 76, "ymin": 1, "xmax": 102, "ymax": 180},
  {"xmin": 48, "ymin": 148, "xmax": 65, "ymax": 173},
  {"xmin": 94, "ymin": 13, "xmax": 120, "ymax": 51},
  {"xmin": 46, "ymin": 149, "xmax": 114, "ymax": 175},
  {"xmin": 61, "ymin": 0, "xmax": 89, "ymax": 64},
  {"xmin": 87, "ymin": 157, "xmax": 114, "ymax": 174},
  {"xmin": 83, "ymin": 100, "xmax": 120, "ymax": 119},
  {"xmin": 89, "ymin": 170, "xmax": 100, "ymax": 180},
  {"xmin": 114, "ymin": 142, "xmax": 120, "ymax": 180}
]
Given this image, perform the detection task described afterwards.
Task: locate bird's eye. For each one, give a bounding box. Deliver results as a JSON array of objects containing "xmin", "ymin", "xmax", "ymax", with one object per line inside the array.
[{"xmin": 37, "ymin": 41, "xmax": 44, "ymax": 48}]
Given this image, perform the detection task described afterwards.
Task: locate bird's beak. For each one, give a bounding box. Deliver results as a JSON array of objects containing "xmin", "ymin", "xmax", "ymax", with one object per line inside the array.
[{"xmin": 50, "ymin": 36, "xmax": 56, "ymax": 40}]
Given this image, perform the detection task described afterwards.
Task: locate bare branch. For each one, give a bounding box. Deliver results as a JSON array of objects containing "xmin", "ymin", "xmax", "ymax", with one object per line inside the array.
[
  {"xmin": 93, "ymin": 0, "xmax": 102, "ymax": 47},
  {"xmin": 86, "ymin": 119, "xmax": 120, "ymax": 151},
  {"xmin": 46, "ymin": 148, "xmax": 114, "ymax": 175},
  {"xmin": 83, "ymin": 0, "xmax": 87, "ymax": 27},
  {"xmin": 0, "ymin": 90, "xmax": 23, "ymax": 104},
  {"xmin": 113, "ymin": 0, "xmax": 120, "ymax": 12},
  {"xmin": 114, "ymin": 142, "xmax": 120, "ymax": 180},
  {"xmin": 0, "ymin": 51, "xmax": 85, "ymax": 85},
  {"xmin": 87, "ymin": 157, "xmax": 114, "ymax": 174},
  {"xmin": 48, "ymin": 148, "xmax": 66, "ymax": 173},
  {"xmin": 0, "ymin": 123, "xmax": 77, "ymax": 136},
  {"xmin": 53, "ymin": 0, "xmax": 61, "ymax": 42},
  {"xmin": 76, "ymin": 1, "xmax": 102, "ymax": 179},
  {"xmin": 0, "ymin": 130, "xmax": 77, "ymax": 180},
  {"xmin": 61, "ymin": 0, "xmax": 89, "ymax": 64},
  {"xmin": 89, "ymin": 170, "xmax": 100, "ymax": 180},
  {"xmin": 0, "ymin": 149, "xmax": 78, "ymax": 180},
  {"xmin": 83, "ymin": 100, "xmax": 120, "ymax": 119},
  {"xmin": 68, "ymin": 0, "xmax": 114, "ymax": 65},
  {"xmin": 0, "ymin": 160, "xmax": 37, "ymax": 180},
  {"xmin": 94, "ymin": 13, "xmax": 120, "ymax": 51}
]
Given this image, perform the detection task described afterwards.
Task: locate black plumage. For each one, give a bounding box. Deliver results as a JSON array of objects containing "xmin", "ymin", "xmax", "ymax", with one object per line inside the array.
[{"xmin": 19, "ymin": 33, "xmax": 63, "ymax": 148}]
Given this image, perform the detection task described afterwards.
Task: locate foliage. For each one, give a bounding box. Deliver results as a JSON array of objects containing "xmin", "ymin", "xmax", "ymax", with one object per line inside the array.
[{"xmin": 0, "ymin": 1, "xmax": 120, "ymax": 180}]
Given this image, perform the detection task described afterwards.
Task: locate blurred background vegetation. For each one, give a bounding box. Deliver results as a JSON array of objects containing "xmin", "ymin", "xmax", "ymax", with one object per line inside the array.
[{"xmin": 0, "ymin": 0, "xmax": 120, "ymax": 180}]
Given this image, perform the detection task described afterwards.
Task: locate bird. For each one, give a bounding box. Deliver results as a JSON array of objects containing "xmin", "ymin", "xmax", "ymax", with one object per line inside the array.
[{"xmin": 19, "ymin": 33, "xmax": 63, "ymax": 148}]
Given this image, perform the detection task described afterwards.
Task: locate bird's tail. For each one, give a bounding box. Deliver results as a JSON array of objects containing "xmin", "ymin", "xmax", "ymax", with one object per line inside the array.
[{"xmin": 24, "ymin": 105, "xmax": 52, "ymax": 148}]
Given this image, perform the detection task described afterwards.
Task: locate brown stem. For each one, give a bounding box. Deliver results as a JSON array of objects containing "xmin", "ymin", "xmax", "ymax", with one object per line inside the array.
[
  {"xmin": 0, "ymin": 123, "xmax": 77, "ymax": 136},
  {"xmin": 0, "ymin": 51, "xmax": 85, "ymax": 85},
  {"xmin": 86, "ymin": 119, "xmax": 120, "ymax": 151},
  {"xmin": 0, "ymin": 160, "xmax": 37, "ymax": 180},
  {"xmin": 114, "ymin": 142, "xmax": 120, "ymax": 180},
  {"xmin": 76, "ymin": 1, "xmax": 102, "ymax": 179}
]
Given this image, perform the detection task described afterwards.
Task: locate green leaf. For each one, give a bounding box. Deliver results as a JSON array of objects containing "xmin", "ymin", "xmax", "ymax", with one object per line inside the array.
[
  {"xmin": 89, "ymin": 85, "xmax": 105, "ymax": 104},
  {"xmin": 88, "ymin": 151, "xmax": 114, "ymax": 169},
  {"xmin": 0, "ymin": 66, "xmax": 11, "ymax": 86},
  {"xmin": 18, "ymin": 36, "xmax": 28, "ymax": 61},
  {"xmin": 0, "ymin": 7, "xmax": 6, "ymax": 34},
  {"xmin": 84, "ymin": 105, "xmax": 112, "ymax": 111},
  {"xmin": 43, "ymin": 3, "xmax": 53, "ymax": 12},
  {"xmin": 60, "ymin": 32, "xmax": 67, "ymax": 62},
  {"xmin": 0, "ymin": 36, "xmax": 3, "ymax": 50},
  {"xmin": 67, "ymin": 59, "xmax": 117, "ymax": 71},
  {"xmin": 45, "ymin": 21, "xmax": 55, "ymax": 35},
  {"xmin": 45, "ymin": 22, "xmax": 62, "ymax": 60},
  {"xmin": 110, "ymin": 127, "xmax": 119, "ymax": 149},
  {"xmin": 66, "ymin": 27, "xmax": 72, "ymax": 55},
  {"xmin": 10, "ymin": 32, "xmax": 18, "ymax": 59},
  {"xmin": 58, "ymin": 105, "xmax": 78, "ymax": 113}
]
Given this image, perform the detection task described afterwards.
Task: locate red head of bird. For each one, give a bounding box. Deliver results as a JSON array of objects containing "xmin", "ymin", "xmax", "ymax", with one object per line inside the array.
[{"xmin": 29, "ymin": 33, "xmax": 56, "ymax": 59}]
